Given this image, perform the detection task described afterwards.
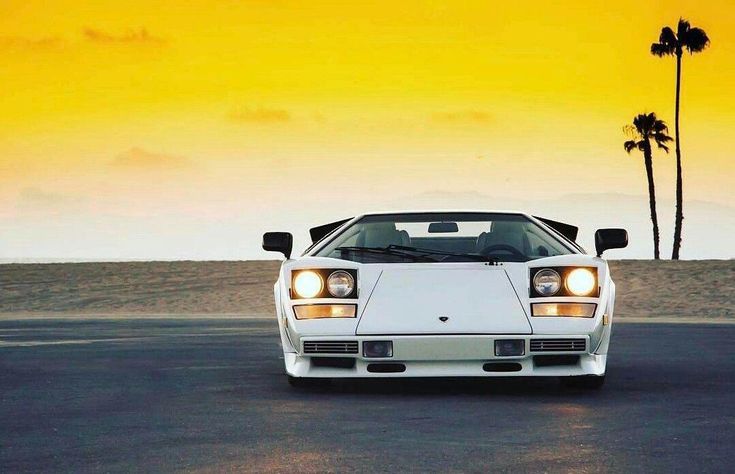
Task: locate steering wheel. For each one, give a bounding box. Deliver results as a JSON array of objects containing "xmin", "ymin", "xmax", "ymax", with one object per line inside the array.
[{"xmin": 479, "ymin": 244, "xmax": 525, "ymax": 258}]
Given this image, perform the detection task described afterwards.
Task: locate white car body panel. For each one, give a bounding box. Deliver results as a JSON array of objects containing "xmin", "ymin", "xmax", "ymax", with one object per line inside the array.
[
  {"xmin": 267, "ymin": 211, "xmax": 622, "ymax": 381},
  {"xmin": 356, "ymin": 265, "xmax": 532, "ymax": 335}
]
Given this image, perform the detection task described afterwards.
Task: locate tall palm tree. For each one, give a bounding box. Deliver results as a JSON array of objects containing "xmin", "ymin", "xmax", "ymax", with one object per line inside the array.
[
  {"xmin": 624, "ymin": 113, "xmax": 673, "ymax": 259},
  {"xmin": 651, "ymin": 19, "xmax": 710, "ymax": 259}
]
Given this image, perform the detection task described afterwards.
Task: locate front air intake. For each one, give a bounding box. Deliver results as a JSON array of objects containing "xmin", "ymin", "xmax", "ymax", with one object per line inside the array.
[
  {"xmin": 303, "ymin": 341, "xmax": 359, "ymax": 354},
  {"xmin": 483, "ymin": 362, "xmax": 523, "ymax": 372},
  {"xmin": 367, "ymin": 363, "xmax": 406, "ymax": 373},
  {"xmin": 530, "ymin": 339, "xmax": 586, "ymax": 352}
]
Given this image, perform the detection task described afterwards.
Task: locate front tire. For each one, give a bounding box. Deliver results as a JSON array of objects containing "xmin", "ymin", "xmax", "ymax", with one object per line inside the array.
[{"xmin": 560, "ymin": 375, "xmax": 606, "ymax": 390}]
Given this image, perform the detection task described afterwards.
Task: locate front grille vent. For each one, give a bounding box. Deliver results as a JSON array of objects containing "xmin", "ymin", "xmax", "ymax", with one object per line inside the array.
[
  {"xmin": 303, "ymin": 341, "xmax": 358, "ymax": 354},
  {"xmin": 530, "ymin": 338, "xmax": 586, "ymax": 352}
]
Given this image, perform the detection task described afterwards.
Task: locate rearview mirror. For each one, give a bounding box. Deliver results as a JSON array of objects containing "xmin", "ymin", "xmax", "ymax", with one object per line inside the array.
[
  {"xmin": 594, "ymin": 228, "xmax": 628, "ymax": 257},
  {"xmin": 262, "ymin": 232, "xmax": 293, "ymax": 259},
  {"xmin": 428, "ymin": 222, "xmax": 459, "ymax": 233}
]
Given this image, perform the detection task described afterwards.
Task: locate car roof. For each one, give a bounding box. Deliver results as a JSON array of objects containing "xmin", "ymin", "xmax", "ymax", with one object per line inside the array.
[{"xmin": 357, "ymin": 210, "xmax": 531, "ymax": 218}]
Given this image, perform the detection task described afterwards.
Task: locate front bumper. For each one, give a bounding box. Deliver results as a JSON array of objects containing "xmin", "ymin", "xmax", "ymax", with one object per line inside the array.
[{"xmin": 285, "ymin": 334, "xmax": 607, "ymax": 378}]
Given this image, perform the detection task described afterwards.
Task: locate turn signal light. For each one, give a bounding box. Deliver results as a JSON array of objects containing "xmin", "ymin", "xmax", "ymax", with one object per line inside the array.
[
  {"xmin": 532, "ymin": 303, "xmax": 596, "ymax": 318},
  {"xmin": 293, "ymin": 304, "xmax": 356, "ymax": 320}
]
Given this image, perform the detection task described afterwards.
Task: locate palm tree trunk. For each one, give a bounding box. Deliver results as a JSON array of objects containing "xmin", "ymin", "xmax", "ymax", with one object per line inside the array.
[
  {"xmin": 643, "ymin": 143, "xmax": 660, "ymax": 259},
  {"xmin": 672, "ymin": 52, "xmax": 683, "ymax": 259}
]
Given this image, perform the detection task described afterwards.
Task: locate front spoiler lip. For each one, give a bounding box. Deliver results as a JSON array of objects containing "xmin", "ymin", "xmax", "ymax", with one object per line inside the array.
[{"xmin": 284, "ymin": 352, "xmax": 607, "ymax": 378}]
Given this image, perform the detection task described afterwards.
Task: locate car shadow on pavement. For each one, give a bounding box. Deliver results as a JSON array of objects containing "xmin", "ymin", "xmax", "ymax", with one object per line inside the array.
[{"xmin": 286, "ymin": 376, "xmax": 605, "ymax": 397}]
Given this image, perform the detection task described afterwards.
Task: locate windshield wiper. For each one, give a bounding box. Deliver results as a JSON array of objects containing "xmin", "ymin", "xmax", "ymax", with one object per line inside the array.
[
  {"xmin": 386, "ymin": 245, "xmax": 498, "ymax": 263},
  {"xmin": 335, "ymin": 246, "xmax": 438, "ymax": 262}
]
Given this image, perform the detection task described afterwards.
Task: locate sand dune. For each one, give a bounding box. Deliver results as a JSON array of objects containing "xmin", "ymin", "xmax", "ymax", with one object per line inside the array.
[{"xmin": 1, "ymin": 260, "xmax": 733, "ymax": 320}]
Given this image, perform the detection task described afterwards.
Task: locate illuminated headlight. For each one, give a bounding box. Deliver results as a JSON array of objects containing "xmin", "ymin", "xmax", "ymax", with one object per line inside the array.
[
  {"xmin": 293, "ymin": 271, "xmax": 323, "ymax": 298},
  {"xmin": 533, "ymin": 269, "xmax": 561, "ymax": 296},
  {"xmin": 327, "ymin": 270, "xmax": 355, "ymax": 298},
  {"xmin": 565, "ymin": 268, "xmax": 596, "ymax": 296},
  {"xmin": 293, "ymin": 304, "xmax": 356, "ymax": 319},
  {"xmin": 532, "ymin": 303, "xmax": 596, "ymax": 318}
]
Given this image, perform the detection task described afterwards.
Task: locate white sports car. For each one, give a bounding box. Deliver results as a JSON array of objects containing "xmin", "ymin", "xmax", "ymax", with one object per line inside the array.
[{"xmin": 263, "ymin": 211, "xmax": 628, "ymax": 389}]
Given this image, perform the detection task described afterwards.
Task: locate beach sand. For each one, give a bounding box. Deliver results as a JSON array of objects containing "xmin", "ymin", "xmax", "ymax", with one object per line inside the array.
[{"xmin": 1, "ymin": 260, "xmax": 733, "ymax": 321}]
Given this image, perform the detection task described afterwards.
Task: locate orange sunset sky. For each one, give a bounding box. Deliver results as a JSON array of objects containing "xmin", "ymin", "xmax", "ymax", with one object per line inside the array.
[{"xmin": 1, "ymin": 0, "xmax": 733, "ymax": 260}]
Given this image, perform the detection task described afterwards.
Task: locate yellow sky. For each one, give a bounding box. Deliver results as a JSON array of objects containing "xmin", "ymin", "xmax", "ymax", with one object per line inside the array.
[{"xmin": 1, "ymin": 0, "xmax": 733, "ymax": 259}]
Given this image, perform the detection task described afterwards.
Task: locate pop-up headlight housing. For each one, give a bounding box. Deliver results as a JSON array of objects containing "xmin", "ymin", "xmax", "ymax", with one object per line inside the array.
[
  {"xmin": 291, "ymin": 269, "xmax": 358, "ymax": 299},
  {"xmin": 530, "ymin": 267, "xmax": 599, "ymax": 298}
]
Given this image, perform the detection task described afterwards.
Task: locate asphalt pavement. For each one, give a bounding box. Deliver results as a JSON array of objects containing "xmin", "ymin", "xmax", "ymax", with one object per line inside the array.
[{"xmin": 1, "ymin": 318, "xmax": 734, "ymax": 473}]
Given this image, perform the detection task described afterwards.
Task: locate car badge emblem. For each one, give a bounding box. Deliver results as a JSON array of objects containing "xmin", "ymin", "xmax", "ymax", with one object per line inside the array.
[{"xmin": 439, "ymin": 316, "xmax": 449, "ymax": 322}]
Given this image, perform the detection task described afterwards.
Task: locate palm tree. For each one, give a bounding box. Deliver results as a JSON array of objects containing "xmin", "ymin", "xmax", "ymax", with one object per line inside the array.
[
  {"xmin": 651, "ymin": 19, "xmax": 710, "ymax": 260},
  {"xmin": 624, "ymin": 113, "xmax": 673, "ymax": 259}
]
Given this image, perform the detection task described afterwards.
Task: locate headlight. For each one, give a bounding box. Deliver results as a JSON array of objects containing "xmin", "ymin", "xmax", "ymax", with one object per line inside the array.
[
  {"xmin": 327, "ymin": 270, "xmax": 355, "ymax": 298},
  {"xmin": 293, "ymin": 270, "xmax": 323, "ymax": 298},
  {"xmin": 533, "ymin": 269, "xmax": 561, "ymax": 296},
  {"xmin": 291, "ymin": 268, "xmax": 358, "ymax": 299},
  {"xmin": 565, "ymin": 268, "xmax": 596, "ymax": 296},
  {"xmin": 363, "ymin": 340, "xmax": 393, "ymax": 358}
]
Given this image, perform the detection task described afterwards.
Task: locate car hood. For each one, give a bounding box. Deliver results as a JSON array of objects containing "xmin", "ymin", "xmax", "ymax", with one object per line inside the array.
[{"xmin": 355, "ymin": 266, "xmax": 532, "ymax": 335}]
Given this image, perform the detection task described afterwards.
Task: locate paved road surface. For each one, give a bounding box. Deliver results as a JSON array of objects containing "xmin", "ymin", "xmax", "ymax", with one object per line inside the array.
[{"xmin": 1, "ymin": 318, "xmax": 733, "ymax": 472}]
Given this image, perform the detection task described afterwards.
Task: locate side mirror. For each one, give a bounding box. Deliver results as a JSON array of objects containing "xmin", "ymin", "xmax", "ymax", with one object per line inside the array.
[
  {"xmin": 594, "ymin": 228, "xmax": 628, "ymax": 257},
  {"xmin": 262, "ymin": 232, "xmax": 293, "ymax": 259}
]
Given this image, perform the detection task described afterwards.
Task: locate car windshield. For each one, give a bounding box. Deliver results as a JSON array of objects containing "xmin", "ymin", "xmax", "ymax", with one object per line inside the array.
[{"xmin": 314, "ymin": 212, "xmax": 575, "ymax": 263}]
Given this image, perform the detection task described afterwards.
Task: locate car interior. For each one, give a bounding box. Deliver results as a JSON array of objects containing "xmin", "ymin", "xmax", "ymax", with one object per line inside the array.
[{"xmin": 319, "ymin": 216, "xmax": 572, "ymax": 262}]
